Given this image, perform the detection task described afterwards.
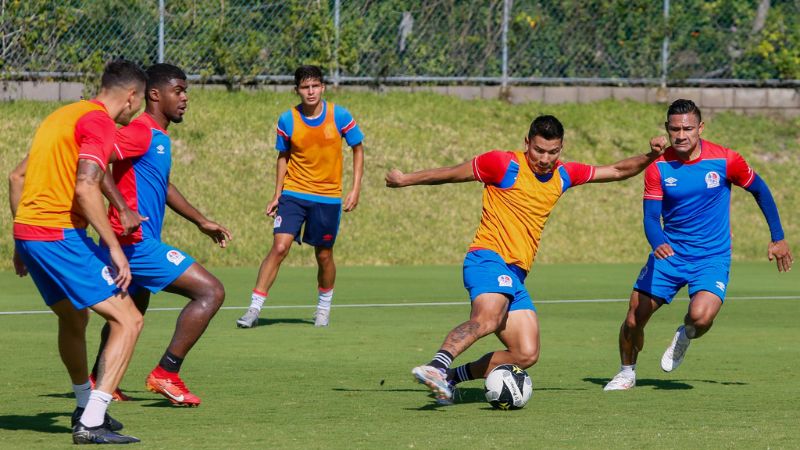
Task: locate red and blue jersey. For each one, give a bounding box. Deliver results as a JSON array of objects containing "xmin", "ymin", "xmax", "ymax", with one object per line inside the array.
[
  {"xmin": 469, "ymin": 150, "xmax": 594, "ymax": 271},
  {"xmin": 643, "ymin": 139, "xmax": 756, "ymax": 261},
  {"xmin": 109, "ymin": 113, "xmax": 172, "ymax": 245}
]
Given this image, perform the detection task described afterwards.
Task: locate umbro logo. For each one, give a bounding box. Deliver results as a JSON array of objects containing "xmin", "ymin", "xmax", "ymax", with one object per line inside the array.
[
  {"xmin": 715, "ymin": 281, "xmax": 726, "ymax": 291},
  {"xmin": 665, "ymin": 177, "xmax": 678, "ymax": 187},
  {"xmin": 156, "ymin": 145, "xmax": 165, "ymax": 154}
]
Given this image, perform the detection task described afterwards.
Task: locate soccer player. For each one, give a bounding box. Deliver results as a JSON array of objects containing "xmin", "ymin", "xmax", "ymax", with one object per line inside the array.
[
  {"xmin": 603, "ymin": 99, "xmax": 793, "ymax": 391},
  {"xmin": 91, "ymin": 63, "xmax": 230, "ymax": 407},
  {"xmin": 8, "ymin": 60, "xmax": 146, "ymax": 444},
  {"xmin": 386, "ymin": 115, "xmax": 666, "ymax": 405},
  {"xmin": 236, "ymin": 65, "xmax": 364, "ymax": 328}
]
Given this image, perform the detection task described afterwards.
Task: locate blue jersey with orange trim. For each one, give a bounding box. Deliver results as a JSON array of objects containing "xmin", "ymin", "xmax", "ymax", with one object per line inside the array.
[
  {"xmin": 643, "ymin": 139, "xmax": 756, "ymax": 261},
  {"xmin": 109, "ymin": 113, "xmax": 172, "ymax": 245},
  {"xmin": 275, "ymin": 100, "xmax": 363, "ymax": 200},
  {"xmin": 470, "ymin": 150, "xmax": 595, "ymax": 271}
]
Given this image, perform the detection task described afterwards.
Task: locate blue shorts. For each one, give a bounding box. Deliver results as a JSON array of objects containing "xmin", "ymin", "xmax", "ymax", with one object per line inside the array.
[
  {"xmin": 462, "ymin": 249, "xmax": 535, "ymax": 312},
  {"xmin": 273, "ymin": 194, "xmax": 342, "ymax": 248},
  {"xmin": 103, "ymin": 240, "xmax": 195, "ymax": 294},
  {"xmin": 633, "ymin": 253, "xmax": 730, "ymax": 304},
  {"xmin": 15, "ymin": 229, "xmax": 120, "ymax": 310}
]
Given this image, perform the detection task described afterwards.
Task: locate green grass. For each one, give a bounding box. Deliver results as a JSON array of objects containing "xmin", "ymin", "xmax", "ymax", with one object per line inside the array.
[
  {"xmin": 1, "ymin": 263, "xmax": 798, "ymax": 448},
  {"xmin": 1, "ymin": 92, "xmax": 798, "ymax": 270}
]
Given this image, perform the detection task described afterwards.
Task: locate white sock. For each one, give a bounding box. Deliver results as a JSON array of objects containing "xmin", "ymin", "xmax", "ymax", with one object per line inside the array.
[
  {"xmin": 73, "ymin": 381, "xmax": 92, "ymax": 408},
  {"xmin": 249, "ymin": 290, "xmax": 267, "ymax": 312},
  {"xmin": 317, "ymin": 287, "xmax": 333, "ymax": 311},
  {"xmin": 80, "ymin": 390, "xmax": 113, "ymax": 427},
  {"xmin": 620, "ymin": 364, "xmax": 636, "ymax": 378}
]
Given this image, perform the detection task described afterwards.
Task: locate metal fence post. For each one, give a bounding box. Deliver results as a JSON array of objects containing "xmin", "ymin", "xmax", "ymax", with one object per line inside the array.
[
  {"xmin": 502, "ymin": 0, "xmax": 511, "ymax": 89},
  {"xmin": 158, "ymin": 0, "xmax": 165, "ymax": 63},
  {"xmin": 661, "ymin": 0, "xmax": 669, "ymax": 87},
  {"xmin": 333, "ymin": 0, "xmax": 340, "ymax": 87}
]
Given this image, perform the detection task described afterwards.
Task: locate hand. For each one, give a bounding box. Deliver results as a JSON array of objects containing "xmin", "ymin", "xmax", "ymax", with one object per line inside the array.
[
  {"xmin": 13, "ymin": 249, "xmax": 28, "ymax": 277},
  {"xmin": 198, "ymin": 220, "xmax": 233, "ymax": 248},
  {"xmin": 385, "ymin": 169, "xmax": 406, "ymax": 188},
  {"xmin": 119, "ymin": 208, "xmax": 148, "ymax": 236},
  {"xmin": 264, "ymin": 197, "xmax": 280, "ymax": 217},
  {"xmin": 768, "ymin": 240, "xmax": 793, "ymax": 272},
  {"xmin": 108, "ymin": 246, "xmax": 131, "ymax": 291},
  {"xmin": 343, "ymin": 189, "xmax": 360, "ymax": 212},
  {"xmin": 653, "ymin": 243, "xmax": 674, "ymax": 259},
  {"xmin": 649, "ymin": 136, "xmax": 668, "ymax": 155}
]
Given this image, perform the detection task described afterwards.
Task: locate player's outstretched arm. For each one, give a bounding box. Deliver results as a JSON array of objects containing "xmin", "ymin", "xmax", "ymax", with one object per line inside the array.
[
  {"xmin": 167, "ymin": 183, "xmax": 232, "ymax": 248},
  {"xmin": 74, "ymin": 160, "xmax": 131, "ymax": 291},
  {"xmin": 590, "ymin": 136, "xmax": 666, "ymax": 183},
  {"xmin": 344, "ymin": 143, "xmax": 364, "ymax": 212},
  {"xmin": 100, "ymin": 167, "xmax": 148, "ymax": 236},
  {"xmin": 386, "ymin": 160, "xmax": 475, "ymax": 188},
  {"xmin": 266, "ymin": 151, "xmax": 290, "ymax": 217},
  {"xmin": 8, "ymin": 156, "xmax": 29, "ymax": 277},
  {"xmin": 745, "ymin": 174, "xmax": 793, "ymax": 272}
]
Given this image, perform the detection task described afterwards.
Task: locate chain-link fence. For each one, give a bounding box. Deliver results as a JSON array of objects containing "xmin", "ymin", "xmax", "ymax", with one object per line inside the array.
[{"xmin": 2, "ymin": 0, "xmax": 798, "ymax": 86}]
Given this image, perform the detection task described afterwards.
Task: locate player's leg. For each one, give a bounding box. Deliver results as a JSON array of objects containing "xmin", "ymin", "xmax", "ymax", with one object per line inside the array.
[
  {"xmin": 313, "ymin": 246, "xmax": 335, "ymax": 326},
  {"xmin": 307, "ymin": 200, "xmax": 340, "ymax": 327},
  {"xmin": 145, "ymin": 262, "xmax": 224, "ymax": 407},
  {"xmin": 238, "ymin": 196, "xmax": 307, "ymax": 328},
  {"xmin": 661, "ymin": 260, "xmax": 727, "ymax": 372},
  {"xmin": 459, "ymin": 308, "xmax": 540, "ymax": 379}
]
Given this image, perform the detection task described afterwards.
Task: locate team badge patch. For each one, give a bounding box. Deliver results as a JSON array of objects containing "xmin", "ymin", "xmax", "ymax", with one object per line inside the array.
[
  {"xmin": 497, "ymin": 275, "xmax": 513, "ymax": 287},
  {"xmin": 705, "ymin": 171, "xmax": 720, "ymax": 188},
  {"xmin": 101, "ymin": 266, "xmax": 114, "ymax": 286},
  {"xmin": 166, "ymin": 250, "xmax": 186, "ymax": 266},
  {"xmin": 274, "ymin": 216, "xmax": 282, "ymax": 229}
]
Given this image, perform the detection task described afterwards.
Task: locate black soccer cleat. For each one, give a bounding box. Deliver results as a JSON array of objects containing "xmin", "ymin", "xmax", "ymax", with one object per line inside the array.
[
  {"xmin": 72, "ymin": 422, "xmax": 140, "ymax": 444},
  {"xmin": 71, "ymin": 407, "xmax": 124, "ymax": 432}
]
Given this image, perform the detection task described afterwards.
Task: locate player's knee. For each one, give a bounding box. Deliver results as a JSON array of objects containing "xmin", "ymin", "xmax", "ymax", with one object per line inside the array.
[
  {"xmin": 270, "ymin": 242, "xmax": 292, "ymax": 259},
  {"xmin": 207, "ymin": 280, "xmax": 226, "ymax": 309},
  {"xmin": 514, "ymin": 349, "xmax": 539, "ymax": 369},
  {"xmin": 623, "ymin": 315, "xmax": 640, "ymax": 331}
]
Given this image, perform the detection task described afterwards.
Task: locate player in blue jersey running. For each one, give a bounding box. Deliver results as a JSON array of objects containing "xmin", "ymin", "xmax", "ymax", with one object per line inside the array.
[
  {"xmin": 603, "ymin": 99, "xmax": 793, "ymax": 391},
  {"xmin": 93, "ymin": 64, "xmax": 231, "ymax": 406}
]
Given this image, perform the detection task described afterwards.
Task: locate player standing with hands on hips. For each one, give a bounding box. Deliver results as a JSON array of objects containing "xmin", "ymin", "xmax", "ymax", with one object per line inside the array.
[{"xmin": 603, "ymin": 99, "xmax": 793, "ymax": 391}]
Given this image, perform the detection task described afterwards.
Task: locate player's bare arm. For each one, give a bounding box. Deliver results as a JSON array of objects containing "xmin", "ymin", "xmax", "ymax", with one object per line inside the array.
[
  {"xmin": 74, "ymin": 159, "xmax": 131, "ymax": 290},
  {"xmin": 590, "ymin": 136, "xmax": 666, "ymax": 183},
  {"xmin": 8, "ymin": 156, "xmax": 29, "ymax": 276},
  {"xmin": 768, "ymin": 240, "xmax": 793, "ymax": 272},
  {"xmin": 100, "ymin": 166, "xmax": 148, "ymax": 236},
  {"xmin": 386, "ymin": 160, "xmax": 475, "ymax": 188},
  {"xmin": 344, "ymin": 143, "xmax": 364, "ymax": 212},
  {"xmin": 167, "ymin": 183, "xmax": 232, "ymax": 248},
  {"xmin": 266, "ymin": 151, "xmax": 290, "ymax": 217}
]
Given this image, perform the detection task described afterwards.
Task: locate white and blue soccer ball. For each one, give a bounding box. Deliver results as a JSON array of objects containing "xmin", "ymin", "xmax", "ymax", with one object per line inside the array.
[{"xmin": 484, "ymin": 364, "xmax": 533, "ymax": 410}]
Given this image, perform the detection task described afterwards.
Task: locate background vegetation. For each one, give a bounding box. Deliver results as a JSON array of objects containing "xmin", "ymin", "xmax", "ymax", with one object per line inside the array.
[{"xmin": 1, "ymin": 91, "xmax": 797, "ymax": 270}]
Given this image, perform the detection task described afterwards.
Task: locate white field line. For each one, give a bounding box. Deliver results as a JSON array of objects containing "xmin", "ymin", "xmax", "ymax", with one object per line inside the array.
[{"xmin": 1, "ymin": 295, "xmax": 799, "ymax": 316}]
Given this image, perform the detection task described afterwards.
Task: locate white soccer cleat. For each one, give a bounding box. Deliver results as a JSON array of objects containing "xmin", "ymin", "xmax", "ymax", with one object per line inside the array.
[
  {"xmin": 661, "ymin": 325, "xmax": 691, "ymax": 372},
  {"xmin": 603, "ymin": 372, "xmax": 636, "ymax": 391},
  {"xmin": 412, "ymin": 365, "xmax": 453, "ymax": 404},
  {"xmin": 313, "ymin": 308, "xmax": 330, "ymax": 327},
  {"xmin": 236, "ymin": 308, "xmax": 260, "ymax": 328}
]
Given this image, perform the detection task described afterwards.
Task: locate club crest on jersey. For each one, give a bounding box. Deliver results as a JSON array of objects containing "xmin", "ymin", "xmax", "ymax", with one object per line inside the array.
[
  {"xmin": 101, "ymin": 266, "xmax": 114, "ymax": 286},
  {"xmin": 274, "ymin": 216, "xmax": 282, "ymax": 229},
  {"xmin": 497, "ymin": 275, "xmax": 513, "ymax": 287},
  {"xmin": 166, "ymin": 250, "xmax": 186, "ymax": 266},
  {"xmin": 665, "ymin": 177, "xmax": 678, "ymax": 187},
  {"xmin": 715, "ymin": 281, "xmax": 726, "ymax": 292},
  {"xmin": 705, "ymin": 171, "xmax": 720, "ymax": 188}
]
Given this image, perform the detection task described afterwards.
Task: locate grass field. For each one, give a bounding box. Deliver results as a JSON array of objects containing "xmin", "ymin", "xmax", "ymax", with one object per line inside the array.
[{"xmin": 1, "ymin": 263, "xmax": 798, "ymax": 448}]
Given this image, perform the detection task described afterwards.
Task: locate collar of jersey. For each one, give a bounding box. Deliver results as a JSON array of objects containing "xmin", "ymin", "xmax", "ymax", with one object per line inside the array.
[{"xmin": 295, "ymin": 100, "xmax": 327, "ymax": 128}]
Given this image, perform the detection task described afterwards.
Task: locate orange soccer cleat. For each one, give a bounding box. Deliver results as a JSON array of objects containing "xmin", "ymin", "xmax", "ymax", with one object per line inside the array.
[{"xmin": 145, "ymin": 368, "xmax": 201, "ymax": 407}]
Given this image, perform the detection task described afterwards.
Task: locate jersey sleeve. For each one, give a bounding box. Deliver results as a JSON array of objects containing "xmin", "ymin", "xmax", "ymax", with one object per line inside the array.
[
  {"xmin": 472, "ymin": 151, "xmax": 517, "ymax": 187},
  {"xmin": 275, "ymin": 111, "xmax": 293, "ymax": 152},
  {"xmin": 115, "ymin": 121, "xmax": 152, "ymax": 160},
  {"xmin": 726, "ymin": 150, "xmax": 756, "ymax": 188},
  {"xmin": 643, "ymin": 163, "xmax": 663, "ymax": 200},
  {"xmin": 333, "ymin": 105, "xmax": 364, "ymax": 147},
  {"xmin": 74, "ymin": 110, "xmax": 117, "ymax": 171},
  {"xmin": 559, "ymin": 162, "xmax": 595, "ymax": 192}
]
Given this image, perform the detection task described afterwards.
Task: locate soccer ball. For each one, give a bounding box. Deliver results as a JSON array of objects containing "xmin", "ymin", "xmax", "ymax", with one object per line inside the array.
[{"xmin": 484, "ymin": 364, "xmax": 533, "ymax": 410}]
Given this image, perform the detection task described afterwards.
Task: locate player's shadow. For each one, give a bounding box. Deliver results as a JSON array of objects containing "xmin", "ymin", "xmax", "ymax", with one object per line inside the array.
[
  {"xmin": 0, "ymin": 412, "xmax": 70, "ymax": 433},
  {"xmin": 40, "ymin": 391, "xmax": 151, "ymax": 402},
  {"xmin": 257, "ymin": 318, "xmax": 314, "ymax": 326},
  {"xmin": 583, "ymin": 377, "xmax": 694, "ymax": 390}
]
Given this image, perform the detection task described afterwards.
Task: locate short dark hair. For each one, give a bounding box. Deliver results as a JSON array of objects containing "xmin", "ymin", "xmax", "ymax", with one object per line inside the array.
[
  {"xmin": 528, "ymin": 115, "xmax": 564, "ymax": 140},
  {"xmin": 667, "ymin": 99, "xmax": 702, "ymax": 122},
  {"xmin": 101, "ymin": 59, "xmax": 147, "ymax": 90},
  {"xmin": 146, "ymin": 63, "xmax": 186, "ymax": 92},
  {"xmin": 294, "ymin": 65, "xmax": 324, "ymax": 86}
]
